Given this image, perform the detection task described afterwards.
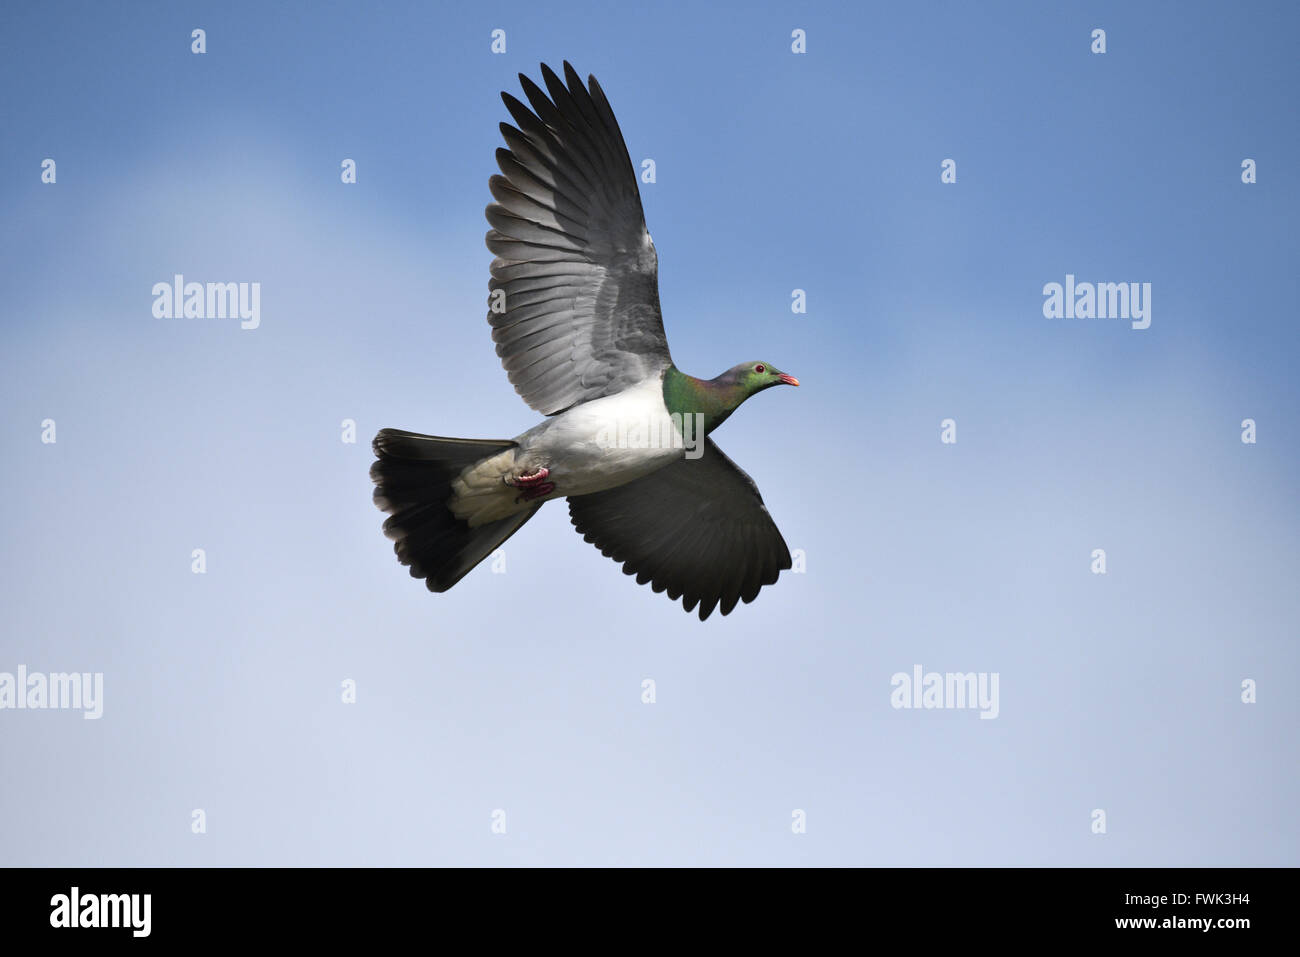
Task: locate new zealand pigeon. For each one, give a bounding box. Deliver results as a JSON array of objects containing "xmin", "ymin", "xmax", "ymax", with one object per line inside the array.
[{"xmin": 371, "ymin": 62, "xmax": 799, "ymax": 620}]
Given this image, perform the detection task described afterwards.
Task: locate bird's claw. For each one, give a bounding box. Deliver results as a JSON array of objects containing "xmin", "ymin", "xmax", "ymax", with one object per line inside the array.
[
  {"xmin": 504, "ymin": 466, "xmax": 550, "ymax": 488},
  {"xmin": 506, "ymin": 466, "xmax": 553, "ymax": 502}
]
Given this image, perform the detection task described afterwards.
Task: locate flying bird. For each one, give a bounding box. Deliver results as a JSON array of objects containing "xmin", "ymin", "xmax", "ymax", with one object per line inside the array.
[{"xmin": 371, "ymin": 62, "xmax": 800, "ymax": 620}]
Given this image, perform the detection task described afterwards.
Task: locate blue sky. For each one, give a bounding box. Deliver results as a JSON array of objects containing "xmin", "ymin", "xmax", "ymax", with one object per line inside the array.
[{"xmin": 1, "ymin": 0, "xmax": 1296, "ymax": 865}]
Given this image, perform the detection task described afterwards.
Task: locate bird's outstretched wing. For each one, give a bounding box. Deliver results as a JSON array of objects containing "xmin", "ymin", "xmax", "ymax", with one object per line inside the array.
[
  {"xmin": 487, "ymin": 62, "xmax": 672, "ymax": 416},
  {"xmin": 567, "ymin": 440, "xmax": 792, "ymax": 620}
]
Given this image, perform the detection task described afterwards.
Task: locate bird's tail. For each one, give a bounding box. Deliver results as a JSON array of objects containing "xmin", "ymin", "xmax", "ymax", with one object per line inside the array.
[{"xmin": 370, "ymin": 428, "xmax": 540, "ymax": 592}]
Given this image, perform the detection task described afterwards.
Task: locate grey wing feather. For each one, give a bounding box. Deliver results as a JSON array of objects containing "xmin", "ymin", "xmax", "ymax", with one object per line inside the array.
[
  {"xmin": 487, "ymin": 62, "xmax": 672, "ymax": 415},
  {"xmin": 567, "ymin": 440, "xmax": 793, "ymax": 620}
]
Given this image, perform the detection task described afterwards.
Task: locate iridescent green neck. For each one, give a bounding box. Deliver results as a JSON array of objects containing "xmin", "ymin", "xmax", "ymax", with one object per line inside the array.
[{"xmin": 662, "ymin": 365, "xmax": 744, "ymax": 436}]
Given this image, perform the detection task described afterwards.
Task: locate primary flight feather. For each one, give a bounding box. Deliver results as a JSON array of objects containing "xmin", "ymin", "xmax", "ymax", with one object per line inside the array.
[{"xmin": 371, "ymin": 62, "xmax": 799, "ymax": 620}]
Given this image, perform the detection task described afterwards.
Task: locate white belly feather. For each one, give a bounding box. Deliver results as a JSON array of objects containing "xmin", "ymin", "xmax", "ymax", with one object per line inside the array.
[
  {"xmin": 450, "ymin": 377, "xmax": 684, "ymax": 525},
  {"xmin": 533, "ymin": 378, "xmax": 684, "ymax": 494}
]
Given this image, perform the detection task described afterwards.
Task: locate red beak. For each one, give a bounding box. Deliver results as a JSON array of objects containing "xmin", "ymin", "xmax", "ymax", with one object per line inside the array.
[{"xmin": 778, "ymin": 373, "xmax": 800, "ymax": 387}]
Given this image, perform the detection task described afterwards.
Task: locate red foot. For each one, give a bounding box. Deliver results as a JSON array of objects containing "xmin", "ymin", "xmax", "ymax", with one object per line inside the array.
[
  {"xmin": 505, "ymin": 466, "xmax": 550, "ymax": 488},
  {"xmin": 505, "ymin": 467, "xmax": 553, "ymax": 502}
]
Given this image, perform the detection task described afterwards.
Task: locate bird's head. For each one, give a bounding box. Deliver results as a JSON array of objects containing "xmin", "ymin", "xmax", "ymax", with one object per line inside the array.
[
  {"xmin": 726, "ymin": 361, "xmax": 800, "ymax": 397},
  {"xmin": 664, "ymin": 361, "xmax": 800, "ymax": 435}
]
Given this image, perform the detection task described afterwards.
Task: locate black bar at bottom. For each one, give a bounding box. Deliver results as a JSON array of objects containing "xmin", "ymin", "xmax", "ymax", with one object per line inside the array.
[{"xmin": 0, "ymin": 866, "xmax": 1280, "ymax": 942}]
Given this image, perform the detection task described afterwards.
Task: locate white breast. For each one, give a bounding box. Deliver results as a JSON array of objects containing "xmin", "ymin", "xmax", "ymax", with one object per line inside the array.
[{"xmin": 527, "ymin": 376, "xmax": 685, "ymax": 496}]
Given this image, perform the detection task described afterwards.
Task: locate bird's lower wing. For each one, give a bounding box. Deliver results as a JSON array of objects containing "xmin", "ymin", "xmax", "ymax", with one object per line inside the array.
[{"xmin": 566, "ymin": 439, "xmax": 792, "ymax": 620}]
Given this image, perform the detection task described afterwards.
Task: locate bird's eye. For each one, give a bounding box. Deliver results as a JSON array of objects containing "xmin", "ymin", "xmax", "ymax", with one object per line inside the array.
[{"xmin": 755, "ymin": 364, "xmax": 765, "ymax": 373}]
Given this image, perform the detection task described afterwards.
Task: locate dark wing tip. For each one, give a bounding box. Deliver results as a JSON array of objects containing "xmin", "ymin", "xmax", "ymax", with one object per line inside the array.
[
  {"xmin": 562, "ymin": 61, "xmax": 584, "ymax": 93},
  {"xmin": 500, "ymin": 91, "xmax": 530, "ymax": 119},
  {"xmin": 517, "ymin": 72, "xmax": 548, "ymax": 106}
]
